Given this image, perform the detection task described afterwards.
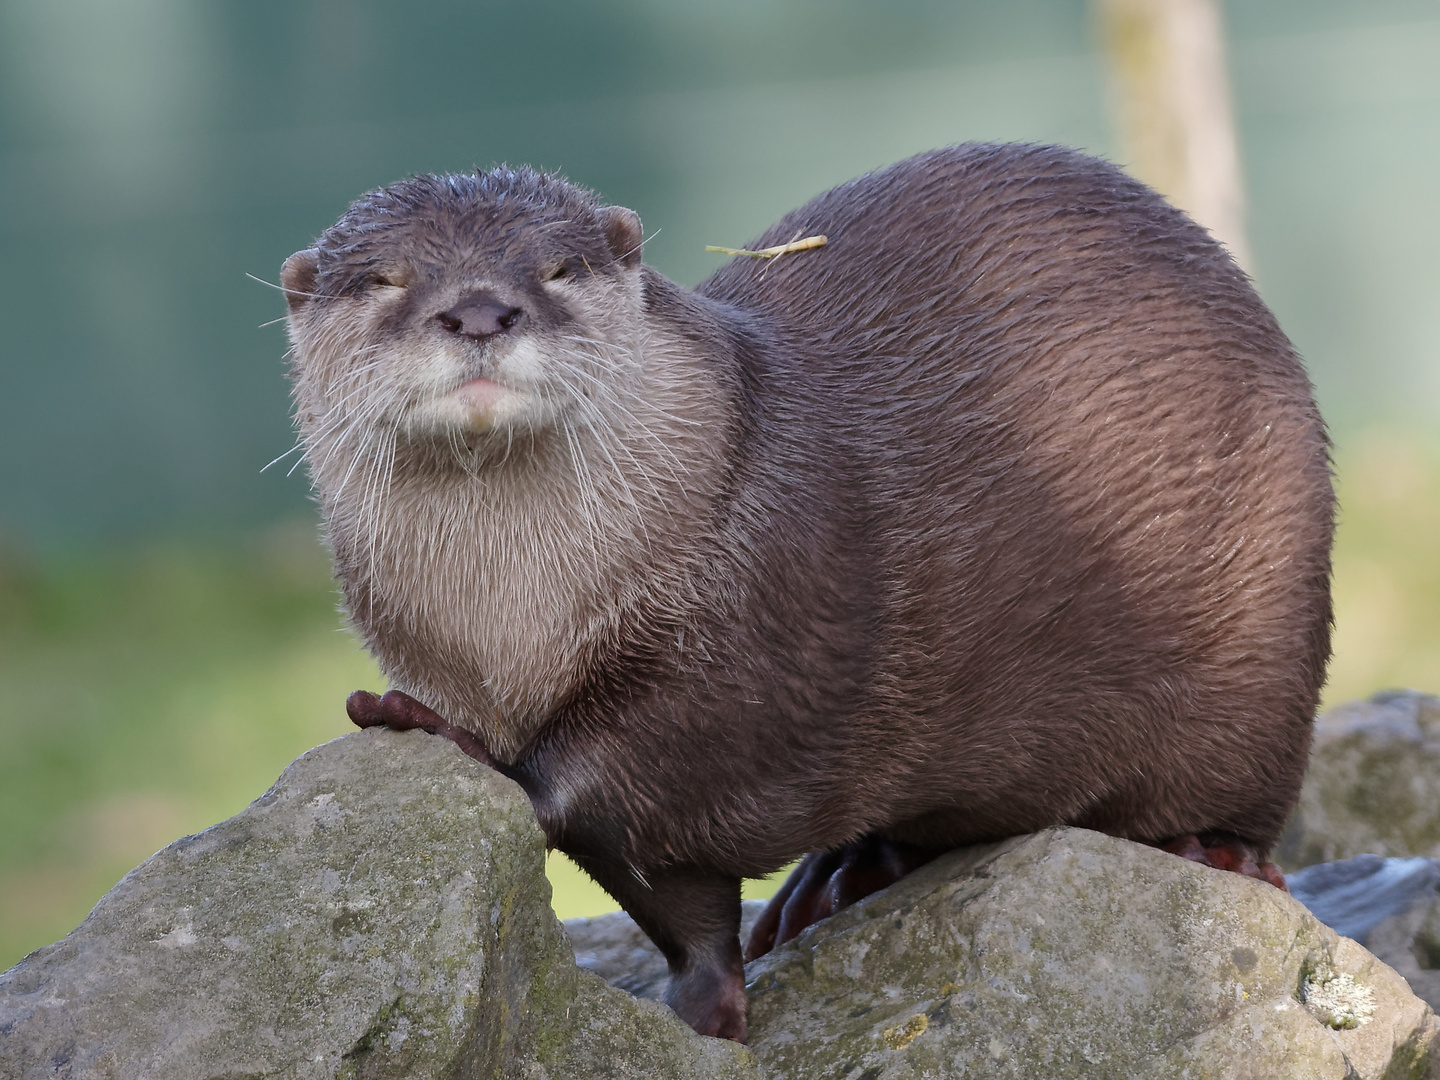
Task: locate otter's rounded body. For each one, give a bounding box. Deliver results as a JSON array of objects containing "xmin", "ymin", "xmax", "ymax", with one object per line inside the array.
[{"xmin": 281, "ymin": 144, "xmax": 1333, "ymax": 1040}]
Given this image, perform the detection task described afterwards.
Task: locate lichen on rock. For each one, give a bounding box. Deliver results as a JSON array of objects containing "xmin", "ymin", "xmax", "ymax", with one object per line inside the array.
[{"xmin": 1303, "ymin": 962, "xmax": 1377, "ymax": 1030}]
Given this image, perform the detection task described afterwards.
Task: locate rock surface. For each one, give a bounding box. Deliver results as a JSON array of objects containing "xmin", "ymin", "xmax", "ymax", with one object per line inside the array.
[
  {"xmin": 1270, "ymin": 689, "xmax": 1440, "ymax": 1017},
  {"xmin": 7, "ymin": 721, "xmax": 1440, "ymax": 1079},
  {"xmin": 571, "ymin": 830, "xmax": 1440, "ymax": 1079},
  {"xmin": 0, "ymin": 729, "xmax": 756, "ymax": 1080},
  {"xmin": 744, "ymin": 830, "xmax": 1440, "ymax": 1079},
  {"xmin": 568, "ymin": 902, "xmax": 767, "ymax": 1003},
  {"xmin": 1278, "ymin": 689, "xmax": 1440, "ymax": 870},
  {"xmin": 1290, "ymin": 856, "xmax": 1440, "ymax": 1016}
]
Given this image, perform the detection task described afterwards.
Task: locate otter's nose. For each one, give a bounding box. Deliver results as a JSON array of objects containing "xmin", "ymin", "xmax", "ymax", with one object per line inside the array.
[{"xmin": 436, "ymin": 292, "xmax": 524, "ymax": 340}]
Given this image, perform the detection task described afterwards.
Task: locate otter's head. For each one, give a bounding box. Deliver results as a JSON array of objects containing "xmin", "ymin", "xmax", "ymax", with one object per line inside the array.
[{"xmin": 281, "ymin": 167, "xmax": 646, "ymax": 469}]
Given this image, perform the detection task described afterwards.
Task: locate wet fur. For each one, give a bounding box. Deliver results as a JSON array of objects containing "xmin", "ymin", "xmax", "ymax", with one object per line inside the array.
[{"xmin": 283, "ymin": 145, "xmax": 1334, "ymax": 1038}]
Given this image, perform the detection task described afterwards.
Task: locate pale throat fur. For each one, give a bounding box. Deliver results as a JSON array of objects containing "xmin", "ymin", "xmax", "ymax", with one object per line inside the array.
[{"xmin": 286, "ymin": 250, "xmax": 732, "ymax": 764}]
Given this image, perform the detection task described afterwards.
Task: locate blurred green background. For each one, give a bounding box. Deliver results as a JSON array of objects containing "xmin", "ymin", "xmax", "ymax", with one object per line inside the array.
[{"xmin": 2, "ymin": 0, "xmax": 1438, "ymax": 970}]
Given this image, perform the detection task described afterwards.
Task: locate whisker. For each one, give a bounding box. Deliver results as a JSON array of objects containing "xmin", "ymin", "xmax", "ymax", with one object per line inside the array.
[
  {"xmin": 616, "ymin": 227, "xmax": 661, "ymax": 265},
  {"xmin": 246, "ymin": 271, "xmax": 323, "ymax": 300},
  {"xmin": 261, "ymin": 443, "xmax": 306, "ymax": 473}
]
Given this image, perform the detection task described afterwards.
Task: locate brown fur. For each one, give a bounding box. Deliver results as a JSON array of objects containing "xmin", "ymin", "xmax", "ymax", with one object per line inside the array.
[{"xmin": 281, "ymin": 145, "xmax": 1334, "ymax": 1039}]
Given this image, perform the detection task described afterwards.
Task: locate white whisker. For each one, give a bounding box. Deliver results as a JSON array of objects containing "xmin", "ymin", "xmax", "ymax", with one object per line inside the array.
[
  {"xmin": 261, "ymin": 443, "xmax": 306, "ymax": 473},
  {"xmin": 246, "ymin": 271, "xmax": 323, "ymax": 300}
]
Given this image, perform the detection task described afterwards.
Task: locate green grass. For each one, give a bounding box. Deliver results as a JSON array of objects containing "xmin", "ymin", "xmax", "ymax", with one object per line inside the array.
[{"xmin": 2, "ymin": 426, "xmax": 1437, "ymax": 971}]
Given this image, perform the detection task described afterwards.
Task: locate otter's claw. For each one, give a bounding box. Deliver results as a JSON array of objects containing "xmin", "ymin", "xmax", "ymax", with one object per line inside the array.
[
  {"xmin": 1154, "ymin": 832, "xmax": 1289, "ymax": 891},
  {"xmin": 346, "ymin": 689, "xmax": 497, "ymax": 768}
]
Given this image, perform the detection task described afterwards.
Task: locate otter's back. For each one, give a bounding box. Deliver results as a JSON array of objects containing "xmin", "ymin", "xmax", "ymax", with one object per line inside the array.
[{"xmin": 697, "ymin": 143, "xmax": 1333, "ymax": 848}]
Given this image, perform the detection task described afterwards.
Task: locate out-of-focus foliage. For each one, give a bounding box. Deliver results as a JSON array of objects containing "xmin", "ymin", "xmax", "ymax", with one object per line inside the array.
[
  {"xmin": 0, "ymin": 526, "xmax": 361, "ymax": 968},
  {"xmin": 0, "ymin": 0, "xmax": 1437, "ymax": 542},
  {"xmin": 1327, "ymin": 428, "xmax": 1440, "ymax": 706}
]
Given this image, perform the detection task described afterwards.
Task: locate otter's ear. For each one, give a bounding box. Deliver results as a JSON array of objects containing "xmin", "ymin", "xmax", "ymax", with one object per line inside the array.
[
  {"xmin": 597, "ymin": 206, "xmax": 644, "ymax": 268},
  {"xmin": 280, "ymin": 248, "xmax": 320, "ymax": 312}
]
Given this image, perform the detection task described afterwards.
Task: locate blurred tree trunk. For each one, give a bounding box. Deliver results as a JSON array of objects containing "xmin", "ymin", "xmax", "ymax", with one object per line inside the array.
[{"xmin": 1095, "ymin": 0, "xmax": 1251, "ymax": 269}]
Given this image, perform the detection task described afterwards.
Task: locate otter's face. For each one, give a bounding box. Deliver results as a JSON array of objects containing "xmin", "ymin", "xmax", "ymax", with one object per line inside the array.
[{"xmin": 280, "ymin": 169, "xmax": 646, "ymax": 458}]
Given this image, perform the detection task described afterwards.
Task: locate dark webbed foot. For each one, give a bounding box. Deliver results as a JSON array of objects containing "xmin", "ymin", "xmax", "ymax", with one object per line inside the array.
[
  {"xmin": 744, "ymin": 836, "xmax": 937, "ymax": 962},
  {"xmin": 346, "ymin": 689, "xmax": 497, "ymax": 768},
  {"xmin": 1153, "ymin": 832, "xmax": 1289, "ymax": 891}
]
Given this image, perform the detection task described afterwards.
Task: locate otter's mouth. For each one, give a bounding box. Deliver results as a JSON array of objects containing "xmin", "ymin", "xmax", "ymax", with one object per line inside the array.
[
  {"xmin": 453, "ymin": 376, "xmax": 509, "ymax": 412},
  {"xmin": 425, "ymin": 373, "xmax": 545, "ymax": 434},
  {"xmin": 399, "ymin": 335, "xmax": 558, "ymax": 436}
]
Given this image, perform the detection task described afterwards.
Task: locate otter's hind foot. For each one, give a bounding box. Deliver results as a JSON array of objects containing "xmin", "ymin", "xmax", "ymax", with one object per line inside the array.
[
  {"xmin": 744, "ymin": 836, "xmax": 937, "ymax": 962},
  {"xmin": 346, "ymin": 689, "xmax": 497, "ymax": 768},
  {"xmin": 1154, "ymin": 832, "xmax": 1288, "ymax": 891}
]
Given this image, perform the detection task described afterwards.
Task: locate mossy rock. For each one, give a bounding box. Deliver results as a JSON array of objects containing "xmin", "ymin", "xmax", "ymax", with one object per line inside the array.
[
  {"xmin": 0, "ymin": 729, "xmax": 755, "ymax": 1080},
  {"xmin": 573, "ymin": 829, "xmax": 1440, "ymax": 1078},
  {"xmin": 740, "ymin": 830, "xmax": 1439, "ymax": 1079},
  {"xmin": 7, "ymin": 724, "xmax": 1439, "ymax": 1079}
]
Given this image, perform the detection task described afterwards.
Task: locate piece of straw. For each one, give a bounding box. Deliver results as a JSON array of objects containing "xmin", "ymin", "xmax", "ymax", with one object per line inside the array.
[{"xmin": 705, "ymin": 235, "xmax": 828, "ymax": 259}]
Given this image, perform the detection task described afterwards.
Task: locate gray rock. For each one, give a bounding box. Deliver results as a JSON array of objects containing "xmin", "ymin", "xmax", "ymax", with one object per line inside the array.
[
  {"xmin": 0, "ymin": 729, "xmax": 757, "ymax": 1080},
  {"xmin": 1271, "ymin": 691, "xmax": 1440, "ymax": 1018},
  {"xmin": 745, "ymin": 830, "xmax": 1440, "ymax": 1079},
  {"xmin": 9, "ymin": 724, "xmax": 1440, "ymax": 1079},
  {"xmin": 577, "ymin": 829, "xmax": 1440, "ymax": 1079},
  {"xmin": 568, "ymin": 907, "xmax": 674, "ymax": 1001},
  {"xmin": 1278, "ymin": 690, "xmax": 1440, "ymax": 870}
]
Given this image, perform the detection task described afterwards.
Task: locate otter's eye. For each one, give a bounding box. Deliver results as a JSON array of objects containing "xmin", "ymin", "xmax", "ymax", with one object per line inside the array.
[
  {"xmin": 369, "ymin": 272, "xmax": 407, "ymax": 289},
  {"xmin": 544, "ymin": 261, "xmax": 571, "ymax": 282}
]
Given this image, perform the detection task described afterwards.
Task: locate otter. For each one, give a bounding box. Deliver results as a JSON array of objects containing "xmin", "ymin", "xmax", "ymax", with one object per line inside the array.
[{"xmin": 279, "ymin": 144, "xmax": 1334, "ymax": 1042}]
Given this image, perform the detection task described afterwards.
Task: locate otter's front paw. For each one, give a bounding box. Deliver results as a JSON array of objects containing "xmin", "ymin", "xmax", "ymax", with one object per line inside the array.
[{"xmin": 346, "ymin": 689, "xmax": 496, "ymax": 768}]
